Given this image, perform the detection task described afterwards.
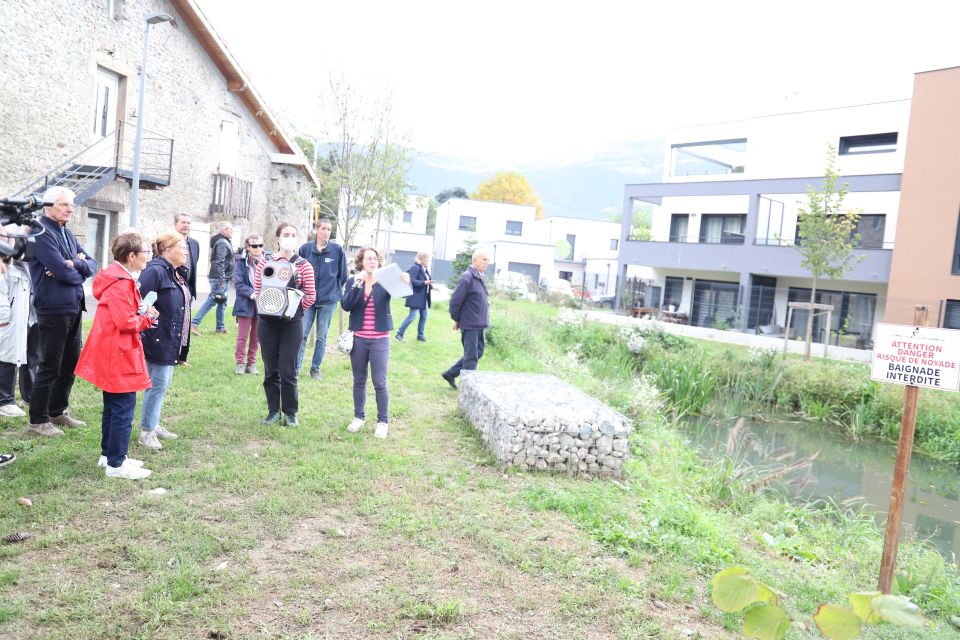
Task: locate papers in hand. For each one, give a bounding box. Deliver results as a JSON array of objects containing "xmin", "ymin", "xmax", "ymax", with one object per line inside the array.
[{"xmin": 373, "ymin": 263, "xmax": 413, "ymax": 298}]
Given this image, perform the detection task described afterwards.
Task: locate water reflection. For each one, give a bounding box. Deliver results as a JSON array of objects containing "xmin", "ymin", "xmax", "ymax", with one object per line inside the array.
[{"xmin": 681, "ymin": 417, "xmax": 960, "ymax": 558}]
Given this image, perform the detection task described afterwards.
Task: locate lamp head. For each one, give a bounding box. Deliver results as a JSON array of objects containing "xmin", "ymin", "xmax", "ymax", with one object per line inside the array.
[{"xmin": 146, "ymin": 12, "xmax": 175, "ymax": 25}]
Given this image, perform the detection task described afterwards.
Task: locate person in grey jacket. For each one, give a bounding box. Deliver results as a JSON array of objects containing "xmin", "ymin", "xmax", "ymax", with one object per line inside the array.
[
  {"xmin": 0, "ymin": 225, "xmax": 37, "ymax": 417},
  {"xmin": 441, "ymin": 249, "xmax": 490, "ymax": 390},
  {"xmin": 191, "ymin": 221, "xmax": 234, "ymax": 335}
]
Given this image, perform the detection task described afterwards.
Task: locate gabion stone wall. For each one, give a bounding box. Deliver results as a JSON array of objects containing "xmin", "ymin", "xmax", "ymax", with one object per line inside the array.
[{"xmin": 458, "ymin": 372, "xmax": 632, "ymax": 477}]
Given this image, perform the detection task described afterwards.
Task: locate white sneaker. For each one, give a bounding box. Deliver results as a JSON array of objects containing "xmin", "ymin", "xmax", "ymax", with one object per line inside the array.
[
  {"xmin": 374, "ymin": 422, "xmax": 389, "ymax": 439},
  {"xmin": 347, "ymin": 418, "xmax": 364, "ymax": 433},
  {"xmin": 0, "ymin": 404, "xmax": 25, "ymax": 417},
  {"xmin": 98, "ymin": 455, "xmax": 144, "ymax": 468},
  {"xmin": 138, "ymin": 431, "xmax": 163, "ymax": 450},
  {"xmin": 105, "ymin": 459, "xmax": 152, "ymax": 480},
  {"xmin": 155, "ymin": 426, "xmax": 178, "ymax": 440}
]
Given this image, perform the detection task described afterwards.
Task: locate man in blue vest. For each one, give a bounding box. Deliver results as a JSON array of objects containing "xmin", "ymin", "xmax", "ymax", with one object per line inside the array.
[
  {"xmin": 297, "ymin": 217, "xmax": 348, "ymax": 379},
  {"xmin": 28, "ymin": 187, "xmax": 98, "ymax": 436}
]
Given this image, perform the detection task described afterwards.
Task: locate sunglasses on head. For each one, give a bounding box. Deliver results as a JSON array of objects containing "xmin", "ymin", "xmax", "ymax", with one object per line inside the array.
[{"xmin": 248, "ymin": 243, "xmax": 264, "ymax": 248}]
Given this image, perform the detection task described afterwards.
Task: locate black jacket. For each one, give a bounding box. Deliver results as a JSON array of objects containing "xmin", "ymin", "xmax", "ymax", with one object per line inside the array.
[
  {"xmin": 449, "ymin": 267, "xmax": 489, "ymax": 330},
  {"xmin": 404, "ymin": 263, "xmax": 432, "ymax": 310},
  {"xmin": 138, "ymin": 256, "xmax": 188, "ymax": 365},
  {"xmin": 342, "ymin": 281, "xmax": 394, "ymax": 332},
  {"xmin": 29, "ymin": 215, "xmax": 97, "ymax": 316},
  {"xmin": 179, "ymin": 236, "xmax": 200, "ymax": 300},
  {"xmin": 208, "ymin": 233, "xmax": 235, "ymax": 281}
]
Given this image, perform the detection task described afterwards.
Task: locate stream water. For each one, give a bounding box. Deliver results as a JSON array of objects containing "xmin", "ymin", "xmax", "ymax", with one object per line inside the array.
[{"xmin": 682, "ymin": 417, "xmax": 960, "ymax": 558}]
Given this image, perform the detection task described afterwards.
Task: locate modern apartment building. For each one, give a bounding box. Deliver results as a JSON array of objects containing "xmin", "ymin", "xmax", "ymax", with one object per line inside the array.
[
  {"xmin": 886, "ymin": 66, "xmax": 960, "ymax": 328},
  {"xmin": 618, "ymin": 100, "xmax": 911, "ymax": 347},
  {"xmin": 348, "ymin": 194, "xmax": 433, "ymax": 266}
]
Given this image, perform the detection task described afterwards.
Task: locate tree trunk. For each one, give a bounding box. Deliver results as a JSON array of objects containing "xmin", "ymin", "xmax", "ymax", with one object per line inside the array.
[{"xmin": 803, "ymin": 278, "xmax": 818, "ymax": 361}]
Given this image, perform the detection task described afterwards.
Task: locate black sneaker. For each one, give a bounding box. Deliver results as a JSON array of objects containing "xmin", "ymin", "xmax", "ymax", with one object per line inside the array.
[
  {"xmin": 417, "ymin": 336, "xmax": 427, "ymax": 342},
  {"xmin": 395, "ymin": 333, "xmax": 404, "ymax": 341},
  {"xmin": 284, "ymin": 414, "xmax": 299, "ymax": 427},
  {"xmin": 441, "ymin": 371, "xmax": 458, "ymax": 390},
  {"xmin": 309, "ymin": 369, "xmax": 320, "ymax": 381},
  {"xmin": 262, "ymin": 412, "xmax": 281, "ymax": 425}
]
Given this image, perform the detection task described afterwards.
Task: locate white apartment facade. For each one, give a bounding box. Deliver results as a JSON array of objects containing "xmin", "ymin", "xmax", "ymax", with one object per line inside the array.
[
  {"xmin": 619, "ymin": 100, "xmax": 910, "ymax": 347},
  {"xmin": 348, "ymin": 194, "xmax": 432, "ymax": 268}
]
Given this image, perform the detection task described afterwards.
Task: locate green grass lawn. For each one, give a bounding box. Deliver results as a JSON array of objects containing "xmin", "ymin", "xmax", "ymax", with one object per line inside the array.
[{"xmin": 0, "ymin": 299, "xmax": 956, "ymax": 639}]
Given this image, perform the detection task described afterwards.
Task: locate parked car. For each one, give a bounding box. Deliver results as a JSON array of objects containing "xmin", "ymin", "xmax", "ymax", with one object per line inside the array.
[
  {"xmin": 539, "ymin": 277, "xmax": 574, "ymax": 298},
  {"xmin": 495, "ymin": 271, "xmax": 537, "ymax": 300},
  {"xmin": 592, "ymin": 293, "xmax": 616, "ymax": 309}
]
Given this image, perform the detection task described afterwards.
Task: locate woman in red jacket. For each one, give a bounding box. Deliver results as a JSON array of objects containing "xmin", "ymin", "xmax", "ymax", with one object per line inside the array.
[{"xmin": 75, "ymin": 232, "xmax": 159, "ymax": 480}]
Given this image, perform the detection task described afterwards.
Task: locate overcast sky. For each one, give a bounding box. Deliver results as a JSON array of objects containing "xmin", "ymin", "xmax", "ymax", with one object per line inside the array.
[{"xmin": 194, "ymin": 0, "xmax": 959, "ymax": 169}]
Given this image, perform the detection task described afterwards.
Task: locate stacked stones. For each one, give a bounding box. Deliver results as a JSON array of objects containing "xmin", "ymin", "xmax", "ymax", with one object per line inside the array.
[{"xmin": 458, "ymin": 371, "xmax": 632, "ymax": 477}]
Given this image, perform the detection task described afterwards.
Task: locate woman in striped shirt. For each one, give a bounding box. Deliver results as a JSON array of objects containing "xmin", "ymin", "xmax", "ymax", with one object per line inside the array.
[
  {"xmin": 341, "ymin": 246, "xmax": 409, "ymax": 438},
  {"xmin": 253, "ymin": 222, "xmax": 316, "ymax": 427}
]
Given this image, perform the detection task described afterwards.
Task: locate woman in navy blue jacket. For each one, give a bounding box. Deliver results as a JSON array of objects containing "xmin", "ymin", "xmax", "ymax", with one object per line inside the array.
[
  {"xmin": 232, "ymin": 235, "xmax": 263, "ymax": 375},
  {"xmin": 394, "ymin": 251, "xmax": 432, "ymax": 342},
  {"xmin": 136, "ymin": 231, "xmax": 190, "ymax": 451},
  {"xmin": 341, "ymin": 246, "xmax": 409, "ymax": 439}
]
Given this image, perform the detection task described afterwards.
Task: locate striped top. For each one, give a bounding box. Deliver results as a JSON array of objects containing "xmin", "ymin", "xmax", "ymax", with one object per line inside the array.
[
  {"xmin": 253, "ymin": 256, "xmax": 316, "ymax": 309},
  {"xmin": 355, "ymin": 290, "xmax": 389, "ymax": 339}
]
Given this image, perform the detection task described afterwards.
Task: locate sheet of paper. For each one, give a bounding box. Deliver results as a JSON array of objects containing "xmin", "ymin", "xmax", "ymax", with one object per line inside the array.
[{"xmin": 373, "ymin": 262, "xmax": 413, "ymax": 298}]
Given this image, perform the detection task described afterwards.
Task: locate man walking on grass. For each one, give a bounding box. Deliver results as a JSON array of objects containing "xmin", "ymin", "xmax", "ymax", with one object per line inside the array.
[
  {"xmin": 191, "ymin": 221, "xmax": 234, "ymax": 335},
  {"xmin": 441, "ymin": 249, "xmax": 489, "ymax": 390}
]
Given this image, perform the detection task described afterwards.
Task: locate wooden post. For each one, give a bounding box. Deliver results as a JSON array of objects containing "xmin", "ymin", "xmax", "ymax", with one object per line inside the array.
[{"xmin": 877, "ymin": 304, "xmax": 929, "ymax": 593}]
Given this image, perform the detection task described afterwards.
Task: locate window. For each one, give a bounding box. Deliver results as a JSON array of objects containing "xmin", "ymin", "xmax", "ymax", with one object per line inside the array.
[
  {"xmin": 348, "ymin": 206, "xmax": 362, "ymax": 220},
  {"xmin": 402, "ymin": 210, "xmax": 413, "ymax": 223},
  {"xmin": 669, "ymin": 214, "xmax": 689, "ymax": 242},
  {"xmin": 663, "ymin": 276, "xmax": 683, "ymax": 310},
  {"xmin": 85, "ymin": 210, "xmax": 112, "ymax": 266},
  {"xmin": 945, "ymin": 300, "xmax": 960, "ymax": 330},
  {"xmin": 609, "ymin": 238, "xmax": 618, "ymax": 250},
  {"xmin": 788, "ymin": 287, "xmax": 877, "ymax": 345},
  {"xmin": 839, "ymin": 132, "xmax": 897, "ymax": 155},
  {"xmin": 565, "ymin": 234, "xmax": 576, "ymax": 260},
  {"xmin": 559, "ymin": 271, "xmax": 573, "ymax": 281},
  {"xmin": 691, "ymin": 280, "xmax": 740, "ymax": 328},
  {"xmin": 852, "ymin": 214, "xmax": 885, "ymax": 249},
  {"xmin": 505, "ymin": 220, "xmax": 522, "ymax": 236},
  {"xmin": 458, "ymin": 215, "xmax": 476, "ymax": 231},
  {"xmin": 699, "ymin": 214, "xmax": 745, "ymax": 244},
  {"xmin": 670, "ymin": 139, "xmax": 746, "ymax": 176}
]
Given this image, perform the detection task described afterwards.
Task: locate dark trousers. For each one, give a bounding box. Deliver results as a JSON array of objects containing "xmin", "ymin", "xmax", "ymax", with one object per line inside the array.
[
  {"xmin": 0, "ymin": 322, "xmax": 40, "ymax": 405},
  {"xmin": 446, "ymin": 329, "xmax": 485, "ymax": 378},
  {"xmin": 350, "ymin": 336, "xmax": 390, "ymax": 423},
  {"xmin": 101, "ymin": 391, "xmax": 136, "ymax": 468},
  {"xmin": 30, "ymin": 311, "xmax": 83, "ymax": 424},
  {"xmin": 257, "ymin": 315, "xmax": 302, "ymax": 416}
]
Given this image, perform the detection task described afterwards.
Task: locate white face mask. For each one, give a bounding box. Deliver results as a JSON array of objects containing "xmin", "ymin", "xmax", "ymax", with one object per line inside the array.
[{"xmin": 279, "ymin": 237, "xmax": 298, "ymax": 252}]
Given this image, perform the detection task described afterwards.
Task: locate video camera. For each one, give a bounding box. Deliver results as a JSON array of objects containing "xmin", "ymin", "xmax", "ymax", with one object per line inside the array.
[{"xmin": 0, "ymin": 195, "xmax": 48, "ymax": 261}]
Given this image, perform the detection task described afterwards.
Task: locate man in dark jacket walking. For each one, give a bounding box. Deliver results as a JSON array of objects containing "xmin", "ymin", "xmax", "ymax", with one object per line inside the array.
[
  {"xmin": 28, "ymin": 187, "xmax": 98, "ymax": 436},
  {"xmin": 191, "ymin": 221, "xmax": 234, "ymax": 335},
  {"xmin": 296, "ymin": 217, "xmax": 348, "ymax": 379},
  {"xmin": 441, "ymin": 249, "xmax": 490, "ymax": 389}
]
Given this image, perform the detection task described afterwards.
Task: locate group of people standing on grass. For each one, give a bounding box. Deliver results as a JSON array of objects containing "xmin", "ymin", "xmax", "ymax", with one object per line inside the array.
[{"xmin": 0, "ymin": 191, "xmax": 491, "ymax": 479}]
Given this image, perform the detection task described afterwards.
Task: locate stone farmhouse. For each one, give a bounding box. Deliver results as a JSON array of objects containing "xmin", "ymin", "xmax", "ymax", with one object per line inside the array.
[{"xmin": 0, "ymin": 0, "xmax": 319, "ymax": 275}]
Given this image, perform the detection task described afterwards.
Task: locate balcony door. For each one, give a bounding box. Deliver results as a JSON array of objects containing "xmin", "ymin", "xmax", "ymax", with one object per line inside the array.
[
  {"xmin": 699, "ymin": 214, "xmax": 745, "ymax": 244},
  {"xmin": 91, "ymin": 67, "xmax": 120, "ymax": 143}
]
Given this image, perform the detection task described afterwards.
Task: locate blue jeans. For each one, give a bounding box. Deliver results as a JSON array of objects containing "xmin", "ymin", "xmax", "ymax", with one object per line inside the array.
[
  {"xmin": 297, "ymin": 302, "xmax": 337, "ymax": 373},
  {"xmin": 102, "ymin": 391, "xmax": 136, "ymax": 467},
  {"xmin": 396, "ymin": 307, "xmax": 428, "ymax": 339},
  {"xmin": 140, "ymin": 362, "xmax": 174, "ymax": 431},
  {"xmin": 192, "ymin": 278, "xmax": 228, "ymax": 331}
]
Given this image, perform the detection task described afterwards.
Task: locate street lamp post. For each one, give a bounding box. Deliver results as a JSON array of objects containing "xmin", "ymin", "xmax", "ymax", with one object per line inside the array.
[{"xmin": 130, "ymin": 12, "xmax": 175, "ymax": 228}]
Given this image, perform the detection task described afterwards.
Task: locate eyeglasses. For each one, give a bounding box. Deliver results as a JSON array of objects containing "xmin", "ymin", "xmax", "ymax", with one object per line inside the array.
[
  {"xmin": 248, "ymin": 244, "xmax": 264, "ymax": 248},
  {"xmin": 137, "ymin": 249, "xmax": 152, "ymax": 255},
  {"xmin": 55, "ymin": 202, "xmax": 75, "ymax": 209}
]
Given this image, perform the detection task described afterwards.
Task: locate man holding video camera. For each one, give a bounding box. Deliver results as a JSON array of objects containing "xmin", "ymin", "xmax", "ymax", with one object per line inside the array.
[{"xmin": 28, "ymin": 187, "xmax": 97, "ymax": 437}]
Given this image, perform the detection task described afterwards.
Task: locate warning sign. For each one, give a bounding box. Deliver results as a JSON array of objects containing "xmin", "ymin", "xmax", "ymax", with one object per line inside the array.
[{"xmin": 871, "ymin": 324, "xmax": 960, "ymax": 391}]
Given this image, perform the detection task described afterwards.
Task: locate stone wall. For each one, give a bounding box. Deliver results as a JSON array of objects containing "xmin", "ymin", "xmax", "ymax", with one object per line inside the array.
[
  {"xmin": 458, "ymin": 372, "xmax": 632, "ymax": 477},
  {"xmin": 0, "ymin": 0, "xmax": 311, "ymax": 260}
]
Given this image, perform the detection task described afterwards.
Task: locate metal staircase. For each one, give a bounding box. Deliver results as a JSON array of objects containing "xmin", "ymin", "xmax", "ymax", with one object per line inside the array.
[{"xmin": 13, "ymin": 121, "xmax": 173, "ymax": 204}]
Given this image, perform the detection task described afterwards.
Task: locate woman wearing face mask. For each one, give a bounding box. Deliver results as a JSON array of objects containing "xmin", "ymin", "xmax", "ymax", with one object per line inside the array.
[
  {"xmin": 135, "ymin": 231, "xmax": 191, "ymax": 452},
  {"xmin": 341, "ymin": 246, "xmax": 409, "ymax": 439},
  {"xmin": 75, "ymin": 232, "xmax": 158, "ymax": 480},
  {"xmin": 253, "ymin": 222, "xmax": 315, "ymax": 426},
  {"xmin": 232, "ymin": 235, "xmax": 263, "ymax": 375}
]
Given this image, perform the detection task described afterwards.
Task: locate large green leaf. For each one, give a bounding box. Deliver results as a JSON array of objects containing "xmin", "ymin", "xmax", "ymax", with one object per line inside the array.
[
  {"xmin": 814, "ymin": 604, "xmax": 862, "ymax": 640},
  {"xmin": 849, "ymin": 591, "xmax": 881, "ymax": 623},
  {"xmin": 743, "ymin": 603, "xmax": 790, "ymax": 640},
  {"xmin": 871, "ymin": 595, "xmax": 926, "ymax": 627},
  {"xmin": 711, "ymin": 567, "xmax": 776, "ymax": 613}
]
